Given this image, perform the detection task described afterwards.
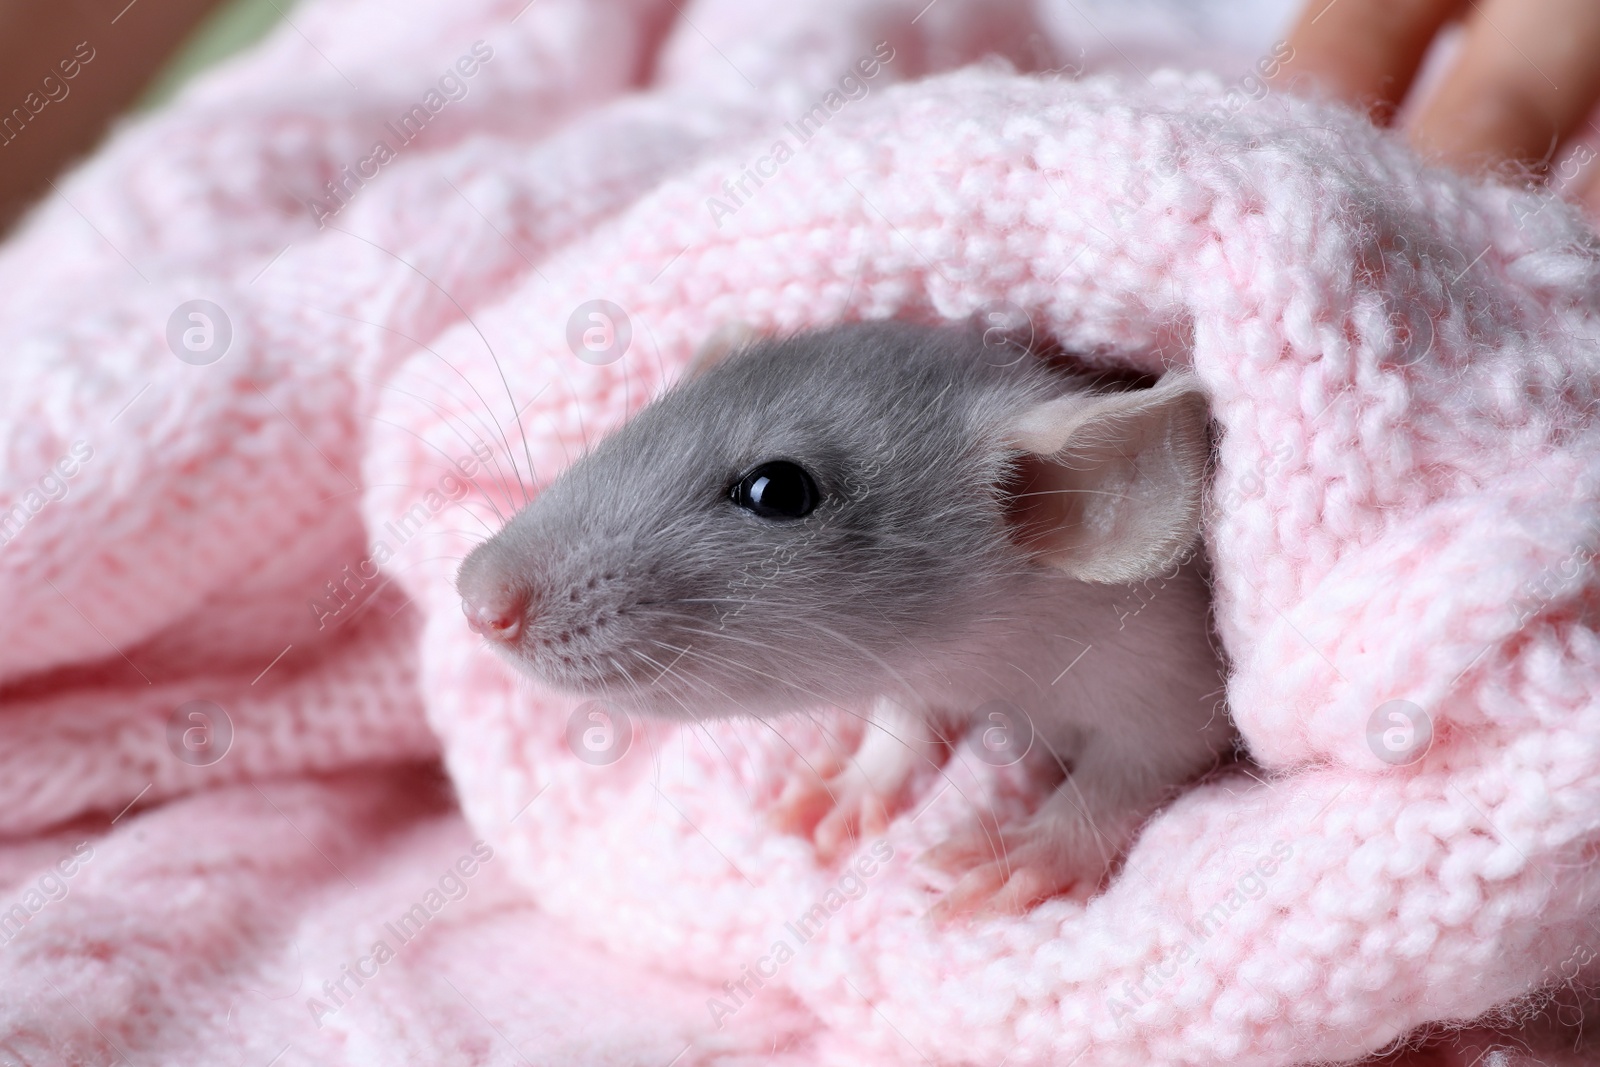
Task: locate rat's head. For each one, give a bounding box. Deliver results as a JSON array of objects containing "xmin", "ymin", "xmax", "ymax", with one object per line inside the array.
[{"xmin": 455, "ymin": 320, "xmax": 1210, "ymax": 719}]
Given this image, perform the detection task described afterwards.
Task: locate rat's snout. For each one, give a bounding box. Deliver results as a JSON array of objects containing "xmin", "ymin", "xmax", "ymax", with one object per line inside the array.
[
  {"xmin": 456, "ymin": 545, "xmax": 535, "ymax": 645},
  {"xmin": 461, "ymin": 587, "xmax": 529, "ymax": 642}
]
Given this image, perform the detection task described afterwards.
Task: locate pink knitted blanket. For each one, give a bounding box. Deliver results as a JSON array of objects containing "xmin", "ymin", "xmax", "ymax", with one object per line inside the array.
[{"xmin": 5, "ymin": 0, "xmax": 1600, "ymax": 1063}]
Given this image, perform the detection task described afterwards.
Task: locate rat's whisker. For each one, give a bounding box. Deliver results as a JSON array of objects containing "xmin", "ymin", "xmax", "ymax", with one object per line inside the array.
[
  {"xmin": 1011, "ymin": 486, "xmax": 1137, "ymax": 502},
  {"xmin": 322, "ymin": 226, "xmax": 536, "ymax": 506},
  {"xmin": 641, "ymin": 643, "xmax": 855, "ymax": 812},
  {"xmin": 354, "ymin": 372, "xmax": 520, "ymax": 523},
  {"xmin": 306, "ymin": 303, "xmax": 529, "ymax": 510}
]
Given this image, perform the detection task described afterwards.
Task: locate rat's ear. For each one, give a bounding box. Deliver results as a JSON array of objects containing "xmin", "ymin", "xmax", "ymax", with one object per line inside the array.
[
  {"xmin": 1003, "ymin": 372, "xmax": 1210, "ymax": 583},
  {"xmin": 685, "ymin": 322, "xmax": 758, "ymax": 378}
]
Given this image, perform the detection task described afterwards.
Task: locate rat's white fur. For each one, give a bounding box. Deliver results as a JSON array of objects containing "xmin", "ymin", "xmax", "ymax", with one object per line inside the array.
[
  {"xmin": 457, "ymin": 320, "xmax": 1233, "ymax": 914},
  {"xmin": 773, "ymin": 359, "xmax": 1228, "ymax": 914}
]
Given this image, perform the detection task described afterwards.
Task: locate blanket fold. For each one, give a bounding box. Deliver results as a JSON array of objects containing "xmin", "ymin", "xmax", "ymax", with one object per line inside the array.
[{"xmin": 3, "ymin": 0, "xmax": 1599, "ymax": 1064}]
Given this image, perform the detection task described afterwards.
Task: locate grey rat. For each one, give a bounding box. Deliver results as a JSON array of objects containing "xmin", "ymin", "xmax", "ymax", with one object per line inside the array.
[{"xmin": 456, "ymin": 319, "xmax": 1232, "ymax": 917}]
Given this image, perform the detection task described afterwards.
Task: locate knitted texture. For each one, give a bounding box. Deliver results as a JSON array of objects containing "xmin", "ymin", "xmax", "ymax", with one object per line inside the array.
[{"xmin": 3, "ymin": 0, "xmax": 1599, "ymax": 1063}]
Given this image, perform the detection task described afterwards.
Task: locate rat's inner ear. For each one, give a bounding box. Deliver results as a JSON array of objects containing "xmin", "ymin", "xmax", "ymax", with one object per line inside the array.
[
  {"xmin": 1002, "ymin": 373, "xmax": 1210, "ymax": 584},
  {"xmin": 684, "ymin": 322, "xmax": 759, "ymax": 379}
]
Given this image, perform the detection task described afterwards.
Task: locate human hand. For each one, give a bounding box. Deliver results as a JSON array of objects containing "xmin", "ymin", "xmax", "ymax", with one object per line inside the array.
[{"xmin": 1275, "ymin": 0, "xmax": 1600, "ymax": 208}]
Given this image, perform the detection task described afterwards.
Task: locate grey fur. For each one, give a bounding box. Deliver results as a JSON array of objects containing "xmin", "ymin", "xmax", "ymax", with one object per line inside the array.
[
  {"xmin": 458, "ymin": 320, "xmax": 1072, "ymax": 718},
  {"xmin": 457, "ymin": 319, "xmax": 1233, "ymax": 905}
]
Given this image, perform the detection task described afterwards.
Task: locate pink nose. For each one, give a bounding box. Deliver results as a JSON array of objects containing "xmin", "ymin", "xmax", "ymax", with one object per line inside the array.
[{"xmin": 462, "ymin": 590, "xmax": 527, "ymax": 642}]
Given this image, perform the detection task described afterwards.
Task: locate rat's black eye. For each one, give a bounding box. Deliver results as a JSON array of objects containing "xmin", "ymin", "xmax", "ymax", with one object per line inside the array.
[{"xmin": 731, "ymin": 461, "xmax": 818, "ymax": 520}]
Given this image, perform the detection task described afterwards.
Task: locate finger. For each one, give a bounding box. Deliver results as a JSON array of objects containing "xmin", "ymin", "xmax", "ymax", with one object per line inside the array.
[
  {"xmin": 979, "ymin": 867, "xmax": 1056, "ymax": 918},
  {"xmin": 1581, "ymin": 157, "xmax": 1600, "ymax": 220},
  {"xmin": 917, "ymin": 836, "xmax": 985, "ymax": 873},
  {"xmin": 928, "ymin": 862, "xmax": 1009, "ymax": 927},
  {"xmin": 768, "ymin": 776, "xmax": 835, "ymax": 835},
  {"xmin": 1410, "ymin": 0, "xmax": 1600, "ymax": 173},
  {"xmin": 814, "ymin": 797, "xmax": 872, "ymax": 860},
  {"xmin": 1274, "ymin": 0, "xmax": 1466, "ymax": 122},
  {"xmin": 918, "ymin": 817, "xmax": 1008, "ymax": 873},
  {"xmin": 859, "ymin": 794, "xmax": 890, "ymax": 838}
]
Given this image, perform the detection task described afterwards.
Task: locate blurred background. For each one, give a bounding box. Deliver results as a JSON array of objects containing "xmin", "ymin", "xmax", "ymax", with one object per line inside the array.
[
  {"xmin": 0, "ymin": 0, "xmax": 290, "ymax": 231},
  {"xmin": 0, "ymin": 0, "xmax": 1317, "ymax": 236}
]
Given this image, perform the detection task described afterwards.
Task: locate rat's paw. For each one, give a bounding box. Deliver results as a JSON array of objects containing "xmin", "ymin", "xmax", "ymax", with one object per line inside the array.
[
  {"xmin": 769, "ymin": 767, "xmax": 843, "ymax": 837},
  {"xmin": 770, "ymin": 763, "xmax": 902, "ymax": 861},
  {"xmin": 921, "ymin": 814, "xmax": 1117, "ymax": 923},
  {"xmin": 929, "ymin": 860, "xmax": 1069, "ymax": 922},
  {"xmin": 770, "ymin": 701, "xmax": 951, "ymax": 861},
  {"xmin": 811, "ymin": 764, "xmax": 900, "ymax": 860}
]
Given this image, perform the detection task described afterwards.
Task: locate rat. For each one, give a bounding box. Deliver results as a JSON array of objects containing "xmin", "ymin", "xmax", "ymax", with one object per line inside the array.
[{"xmin": 455, "ymin": 319, "xmax": 1233, "ymax": 918}]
